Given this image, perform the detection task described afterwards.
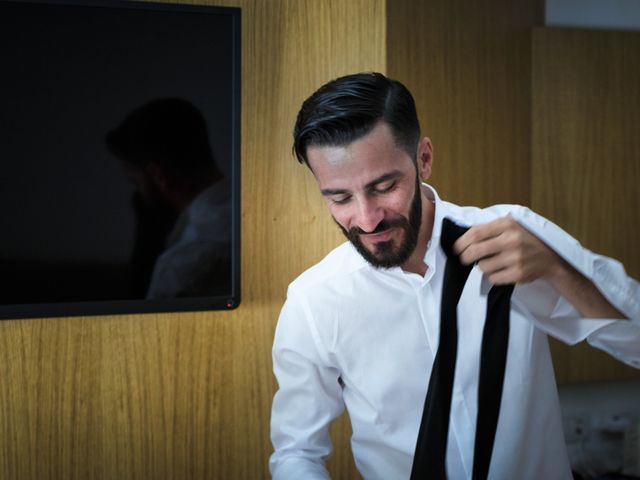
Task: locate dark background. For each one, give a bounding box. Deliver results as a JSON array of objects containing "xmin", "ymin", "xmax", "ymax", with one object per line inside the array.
[{"xmin": 0, "ymin": 1, "xmax": 238, "ymax": 305}]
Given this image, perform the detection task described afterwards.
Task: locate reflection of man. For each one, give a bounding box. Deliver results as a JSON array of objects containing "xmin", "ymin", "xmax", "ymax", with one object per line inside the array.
[
  {"xmin": 269, "ymin": 73, "xmax": 640, "ymax": 479},
  {"xmin": 107, "ymin": 98, "xmax": 231, "ymax": 298}
]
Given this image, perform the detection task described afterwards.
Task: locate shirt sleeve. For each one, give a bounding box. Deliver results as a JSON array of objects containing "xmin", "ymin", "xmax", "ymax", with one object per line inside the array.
[
  {"xmin": 269, "ymin": 290, "xmax": 345, "ymax": 479},
  {"xmin": 510, "ymin": 206, "xmax": 640, "ymax": 369}
]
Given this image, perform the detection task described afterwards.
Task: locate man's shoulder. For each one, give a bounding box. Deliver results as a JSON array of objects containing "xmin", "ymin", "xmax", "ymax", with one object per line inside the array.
[
  {"xmin": 440, "ymin": 199, "xmax": 532, "ymax": 225},
  {"xmin": 288, "ymin": 241, "xmax": 368, "ymax": 295}
]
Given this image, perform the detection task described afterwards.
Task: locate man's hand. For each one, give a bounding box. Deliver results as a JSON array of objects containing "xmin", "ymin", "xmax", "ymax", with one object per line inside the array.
[
  {"xmin": 452, "ymin": 216, "xmax": 626, "ymax": 319},
  {"xmin": 452, "ymin": 216, "xmax": 561, "ymax": 285}
]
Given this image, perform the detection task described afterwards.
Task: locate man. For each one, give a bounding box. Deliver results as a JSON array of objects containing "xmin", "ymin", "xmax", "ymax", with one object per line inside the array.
[{"xmin": 270, "ymin": 73, "xmax": 639, "ymax": 479}]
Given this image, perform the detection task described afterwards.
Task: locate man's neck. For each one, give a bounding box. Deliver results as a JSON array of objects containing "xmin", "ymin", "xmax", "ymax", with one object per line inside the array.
[{"xmin": 401, "ymin": 187, "xmax": 435, "ymax": 276}]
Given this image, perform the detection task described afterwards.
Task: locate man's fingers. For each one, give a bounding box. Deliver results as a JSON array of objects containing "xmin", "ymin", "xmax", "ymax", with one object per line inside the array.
[
  {"xmin": 453, "ymin": 217, "xmax": 513, "ymax": 258},
  {"xmin": 486, "ymin": 268, "xmax": 519, "ymax": 286},
  {"xmin": 477, "ymin": 253, "xmax": 510, "ymax": 275},
  {"xmin": 477, "ymin": 252, "xmax": 532, "ymax": 284},
  {"xmin": 458, "ymin": 240, "xmax": 500, "ymax": 265},
  {"xmin": 449, "ymin": 215, "xmax": 559, "ymax": 284}
]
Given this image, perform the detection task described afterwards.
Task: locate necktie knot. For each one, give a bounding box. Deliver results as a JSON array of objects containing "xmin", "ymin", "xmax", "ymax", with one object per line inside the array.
[{"xmin": 440, "ymin": 217, "xmax": 470, "ymax": 260}]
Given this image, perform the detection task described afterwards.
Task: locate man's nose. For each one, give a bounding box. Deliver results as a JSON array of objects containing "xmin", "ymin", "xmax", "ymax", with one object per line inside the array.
[{"xmin": 355, "ymin": 197, "xmax": 383, "ymax": 233}]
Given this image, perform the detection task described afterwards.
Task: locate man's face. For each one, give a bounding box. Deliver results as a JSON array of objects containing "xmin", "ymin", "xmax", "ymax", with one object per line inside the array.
[{"xmin": 306, "ymin": 122, "xmax": 431, "ymax": 269}]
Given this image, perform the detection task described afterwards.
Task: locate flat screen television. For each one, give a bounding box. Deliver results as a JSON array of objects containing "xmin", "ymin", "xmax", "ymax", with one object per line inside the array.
[{"xmin": 0, "ymin": 0, "xmax": 241, "ymax": 319}]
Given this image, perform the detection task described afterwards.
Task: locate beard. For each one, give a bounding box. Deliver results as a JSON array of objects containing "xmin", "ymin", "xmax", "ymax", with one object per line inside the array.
[{"xmin": 337, "ymin": 179, "xmax": 422, "ymax": 269}]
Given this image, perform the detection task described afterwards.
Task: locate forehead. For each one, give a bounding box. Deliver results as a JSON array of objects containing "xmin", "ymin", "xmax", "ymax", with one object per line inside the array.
[{"xmin": 306, "ymin": 122, "xmax": 414, "ymax": 189}]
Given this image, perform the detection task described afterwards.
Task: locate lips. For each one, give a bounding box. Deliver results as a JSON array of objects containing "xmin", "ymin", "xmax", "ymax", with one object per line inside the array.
[{"xmin": 360, "ymin": 227, "xmax": 395, "ymax": 243}]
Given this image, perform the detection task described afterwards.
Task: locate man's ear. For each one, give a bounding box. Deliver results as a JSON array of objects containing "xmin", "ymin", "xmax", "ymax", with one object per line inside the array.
[{"xmin": 417, "ymin": 136, "xmax": 433, "ymax": 181}]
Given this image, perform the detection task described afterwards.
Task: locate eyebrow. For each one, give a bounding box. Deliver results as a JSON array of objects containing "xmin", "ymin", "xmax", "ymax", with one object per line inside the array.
[{"xmin": 320, "ymin": 170, "xmax": 403, "ymax": 197}]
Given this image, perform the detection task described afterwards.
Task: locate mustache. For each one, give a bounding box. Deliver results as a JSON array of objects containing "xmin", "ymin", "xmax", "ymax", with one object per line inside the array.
[{"xmin": 348, "ymin": 218, "xmax": 409, "ymax": 236}]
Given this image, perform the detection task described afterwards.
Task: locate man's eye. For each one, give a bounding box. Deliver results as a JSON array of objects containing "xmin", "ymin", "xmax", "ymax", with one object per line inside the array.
[
  {"xmin": 374, "ymin": 182, "xmax": 395, "ymax": 194},
  {"xmin": 331, "ymin": 195, "xmax": 351, "ymax": 205}
]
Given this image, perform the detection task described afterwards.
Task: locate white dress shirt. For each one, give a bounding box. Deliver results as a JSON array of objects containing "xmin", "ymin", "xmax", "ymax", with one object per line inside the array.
[{"xmin": 270, "ymin": 186, "xmax": 640, "ymax": 479}]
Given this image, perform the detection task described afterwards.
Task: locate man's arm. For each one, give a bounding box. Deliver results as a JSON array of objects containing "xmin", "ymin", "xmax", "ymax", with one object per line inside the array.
[
  {"xmin": 270, "ymin": 293, "xmax": 344, "ymax": 479},
  {"xmin": 545, "ymin": 253, "xmax": 625, "ymax": 319},
  {"xmin": 453, "ymin": 216, "xmax": 626, "ymax": 319}
]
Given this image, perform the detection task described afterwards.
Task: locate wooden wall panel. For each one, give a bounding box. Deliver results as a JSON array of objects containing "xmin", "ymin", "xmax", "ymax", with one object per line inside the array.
[
  {"xmin": 0, "ymin": 1, "xmax": 384, "ymax": 478},
  {"xmin": 387, "ymin": 0, "xmax": 543, "ymax": 207},
  {"xmin": 4, "ymin": 4, "xmax": 638, "ymax": 480},
  {"xmin": 532, "ymin": 28, "xmax": 640, "ymax": 383}
]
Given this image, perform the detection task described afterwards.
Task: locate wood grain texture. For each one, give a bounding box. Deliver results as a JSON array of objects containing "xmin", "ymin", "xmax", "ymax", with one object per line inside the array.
[
  {"xmin": 0, "ymin": 1, "xmax": 384, "ymax": 478},
  {"xmin": 387, "ymin": 0, "xmax": 543, "ymax": 207},
  {"xmin": 4, "ymin": 5, "xmax": 638, "ymax": 480},
  {"xmin": 532, "ymin": 28, "xmax": 640, "ymax": 383}
]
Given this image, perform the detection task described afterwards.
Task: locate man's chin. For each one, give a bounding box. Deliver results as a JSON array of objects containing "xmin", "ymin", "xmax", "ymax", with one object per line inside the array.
[
  {"xmin": 339, "ymin": 220, "xmax": 417, "ymax": 269},
  {"xmin": 362, "ymin": 237, "xmax": 393, "ymax": 254},
  {"xmin": 351, "ymin": 239, "xmax": 405, "ymax": 269}
]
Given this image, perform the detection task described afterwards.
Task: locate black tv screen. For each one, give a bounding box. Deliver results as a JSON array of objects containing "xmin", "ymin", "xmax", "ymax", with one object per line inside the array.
[{"xmin": 0, "ymin": 0, "xmax": 241, "ymax": 319}]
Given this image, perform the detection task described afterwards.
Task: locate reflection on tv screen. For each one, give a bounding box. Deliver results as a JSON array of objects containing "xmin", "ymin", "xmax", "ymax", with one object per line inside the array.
[{"xmin": 0, "ymin": 0, "xmax": 241, "ymax": 318}]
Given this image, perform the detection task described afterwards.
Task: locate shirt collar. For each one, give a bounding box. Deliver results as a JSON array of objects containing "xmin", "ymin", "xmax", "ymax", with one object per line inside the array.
[
  {"xmin": 421, "ymin": 183, "xmax": 457, "ymax": 283},
  {"xmin": 422, "ymin": 182, "xmax": 444, "ymax": 248}
]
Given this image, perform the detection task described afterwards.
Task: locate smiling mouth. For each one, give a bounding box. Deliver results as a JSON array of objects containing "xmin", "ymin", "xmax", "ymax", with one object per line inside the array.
[{"xmin": 360, "ymin": 228, "xmax": 394, "ymax": 243}]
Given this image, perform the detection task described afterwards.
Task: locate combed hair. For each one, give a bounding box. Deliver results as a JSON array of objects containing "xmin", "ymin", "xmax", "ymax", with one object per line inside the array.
[{"xmin": 293, "ymin": 72, "xmax": 421, "ymax": 166}]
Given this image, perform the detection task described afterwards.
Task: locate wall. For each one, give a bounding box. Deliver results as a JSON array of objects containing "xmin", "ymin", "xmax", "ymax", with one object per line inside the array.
[
  {"xmin": 0, "ymin": 1, "xmax": 383, "ymax": 478},
  {"xmin": 532, "ymin": 27, "xmax": 640, "ymax": 382},
  {"xmin": 2, "ymin": 1, "xmax": 638, "ymax": 480},
  {"xmin": 387, "ymin": 0, "xmax": 543, "ymax": 207}
]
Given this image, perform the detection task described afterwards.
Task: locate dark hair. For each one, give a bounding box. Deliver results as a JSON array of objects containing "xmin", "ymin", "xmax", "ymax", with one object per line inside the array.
[
  {"xmin": 107, "ymin": 98, "xmax": 222, "ymax": 181},
  {"xmin": 293, "ymin": 72, "xmax": 421, "ymax": 166}
]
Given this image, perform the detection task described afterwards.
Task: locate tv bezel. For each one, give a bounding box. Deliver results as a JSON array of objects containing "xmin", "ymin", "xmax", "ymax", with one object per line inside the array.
[{"xmin": 0, "ymin": 0, "xmax": 242, "ymax": 320}]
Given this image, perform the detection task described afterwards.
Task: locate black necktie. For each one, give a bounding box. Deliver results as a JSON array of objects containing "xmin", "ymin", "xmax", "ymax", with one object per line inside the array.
[{"xmin": 410, "ymin": 218, "xmax": 515, "ymax": 480}]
